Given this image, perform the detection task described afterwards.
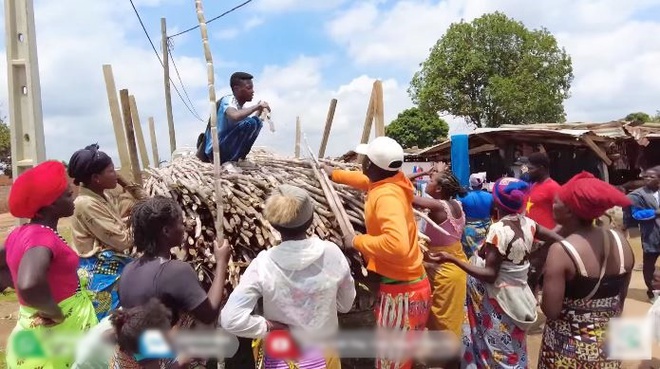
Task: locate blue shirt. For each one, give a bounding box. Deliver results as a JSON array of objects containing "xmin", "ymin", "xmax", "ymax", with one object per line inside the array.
[
  {"xmin": 459, "ymin": 190, "xmax": 494, "ymax": 219},
  {"xmin": 205, "ymin": 95, "xmax": 242, "ymax": 154}
]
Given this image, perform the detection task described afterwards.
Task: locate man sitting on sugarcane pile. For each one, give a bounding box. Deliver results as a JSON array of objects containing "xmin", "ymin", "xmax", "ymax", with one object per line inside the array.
[{"xmin": 196, "ymin": 71, "xmax": 271, "ymax": 172}]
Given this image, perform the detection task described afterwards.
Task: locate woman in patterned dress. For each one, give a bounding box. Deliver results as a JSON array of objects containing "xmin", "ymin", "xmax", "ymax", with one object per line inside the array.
[
  {"xmin": 538, "ymin": 172, "xmax": 634, "ymax": 368},
  {"xmin": 432, "ymin": 177, "xmax": 561, "ymax": 369}
]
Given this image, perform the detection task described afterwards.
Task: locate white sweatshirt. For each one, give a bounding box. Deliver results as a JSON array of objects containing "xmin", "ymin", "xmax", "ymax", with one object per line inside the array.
[{"xmin": 220, "ymin": 237, "xmax": 356, "ymax": 339}]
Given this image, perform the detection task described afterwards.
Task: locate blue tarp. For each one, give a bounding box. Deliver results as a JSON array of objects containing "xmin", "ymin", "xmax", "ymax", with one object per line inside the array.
[{"xmin": 451, "ymin": 134, "xmax": 470, "ymax": 187}]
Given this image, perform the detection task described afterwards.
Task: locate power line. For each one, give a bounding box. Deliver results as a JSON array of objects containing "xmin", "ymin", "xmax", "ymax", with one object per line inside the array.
[
  {"xmin": 168, "ymin": 42, "xmax": 200, "ymax": 118},
  {"xmin": 128, "ymin": 0, "xmax": 204, "ymax": 122},
  {"xmin": 168, "ymin": 0, "xmax": 253, "ymax": 38}
]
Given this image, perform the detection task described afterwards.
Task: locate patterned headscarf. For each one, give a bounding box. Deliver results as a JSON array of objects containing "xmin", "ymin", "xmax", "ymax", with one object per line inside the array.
[{"xmin": 492, "ymin": 177, "xmax": 530, "ymax": 214}]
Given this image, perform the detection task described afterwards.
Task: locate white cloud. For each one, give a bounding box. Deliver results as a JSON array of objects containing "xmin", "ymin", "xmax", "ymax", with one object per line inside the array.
[
  {"xmin": 214, "ymin": 16, "xmax": 264, "ymax": 41},
  {"xmin": 253, "ymin": 0, "xmax": 349, "ymax": 13},
  {"xmin": 326, "ymin": 0, "xmax": 660, "ymax": 123}
]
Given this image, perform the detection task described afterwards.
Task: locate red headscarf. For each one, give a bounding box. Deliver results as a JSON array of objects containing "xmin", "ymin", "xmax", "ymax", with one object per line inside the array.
[
  {"xmin": 557, "ymin": 171, "xmax": 631, "ymax": 221},
  {"xmin": 8, "ymin": 161, "xmax": 69, "ymax": 219}
]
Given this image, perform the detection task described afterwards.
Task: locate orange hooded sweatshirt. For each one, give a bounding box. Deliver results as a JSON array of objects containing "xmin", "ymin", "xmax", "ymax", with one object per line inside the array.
[{"xmin": 331, "ymin": 169, "xmax": 425, "ymax": 282}]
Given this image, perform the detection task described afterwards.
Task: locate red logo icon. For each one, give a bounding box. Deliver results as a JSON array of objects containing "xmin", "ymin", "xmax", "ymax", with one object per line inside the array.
[{"xmin": 264, "ymin": 330, "xmax": 300, "ymax": 361}]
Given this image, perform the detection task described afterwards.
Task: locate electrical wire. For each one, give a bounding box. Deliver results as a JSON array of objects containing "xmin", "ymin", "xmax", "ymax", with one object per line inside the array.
[
  {"xmin": 128, "ymin": 0, "xmax": 204, "ymax": 122},
  {"xmin": 168, "ymin": 42, "xmax": 200, "ymax": 118},
  {"xmin": 168, "ymin": 0, "xmax": 253, "ymax": 38}
]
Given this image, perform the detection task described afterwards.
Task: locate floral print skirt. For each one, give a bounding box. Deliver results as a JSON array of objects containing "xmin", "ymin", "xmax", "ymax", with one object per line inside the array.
[{"xmin": 461, "ymin": 275, "xmax": 528, "ymax": 369}]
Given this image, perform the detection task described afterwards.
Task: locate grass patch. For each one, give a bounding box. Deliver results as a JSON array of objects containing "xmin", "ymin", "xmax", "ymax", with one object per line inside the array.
[
  {"xmin": 0, "ymin": 350, "xmax": 5, "ymax": 369},
  {"xmin": 57, "ymin": 225, "xmax": 73, "ymax": 245},
  {"xmin": 0, "ymin": 290, "xmax": 16, "ymax": 303}
]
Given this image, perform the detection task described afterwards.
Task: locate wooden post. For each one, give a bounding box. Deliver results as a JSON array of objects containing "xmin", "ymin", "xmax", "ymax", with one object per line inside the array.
[
  {"xmin": 195, "ymin": 0, "xmax": 224, "ymax": 246},
  {"xmin": 161, "ymin": 18, "xmax": 176, "ymax": 155},
  {"xmin": 357, "ymin": 82, "xmax": 378, "ymax": 162},
  {"xmin": 294, "ymin": 116, "xmax": 301, "ymax": 158},
  {"xmin": 128, "ymin": 95, "xmax": 151, "ymax": 169},
  {"xmin": 102, "ymin": 65, "xmax": 131, "ymax": 178},
  {"xmin": 318, "ymin": 99, "xmax": 337, "ymax": 158},
  {"xmin": 119, "ymin": 89, "xmax": 142, "ymax": 185},
  {"xmin": 148, "ymin": 117, "xmax": 160, "ymax": 167},
  {"xmin": 373, "ymin": 80, "xmax": 385, "ymax": 137}
]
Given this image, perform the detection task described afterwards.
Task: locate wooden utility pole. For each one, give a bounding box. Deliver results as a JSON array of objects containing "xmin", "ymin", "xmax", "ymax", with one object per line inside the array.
[
  {"xmin": 102, "ymin": 65, "xmax": 131, "ymax": 178},
  {"xmin": 148, "ymin": 117, "xmax": 160, "ymax": 167},
  {"xmin": 119, "ymin": 89, "xmax": 142, "ymax": 185},
  {"xmin": 5, "ymin": 0, "xmax": 46, "ymax": 180},
  {"xmin": 161, "ymin": 18, "xmax": 176, "ymax": 155},
  {"xmin": 294, "ymin": 116, "xmax": 301, "ymax": 158},
  {"xmin": 128, "ymin": 95, "xmax": 151, "ymax": 169},
  {"xmin": 318, "ymin": 99, "xmax": 337, "ymax": 158}
]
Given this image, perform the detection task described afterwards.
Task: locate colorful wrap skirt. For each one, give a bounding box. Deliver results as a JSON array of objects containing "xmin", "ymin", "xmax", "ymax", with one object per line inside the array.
[
  {"xmin": 538, "ymin": 296, "xmax": 622, "ymax": 369},
  {"xmin": 461, "ymin": 218, "xmax": 491, "ymax": 259},
  {"xmin": 78, "ymin": 250, "xmax": 132, "ymax": 321},
  {"xmin": 461, "ymin": 275, "xmax": 528, "ymax": 369},
  {"xmin": 6, "ymin": 271, "xmax": 99, "ymax": 369}
]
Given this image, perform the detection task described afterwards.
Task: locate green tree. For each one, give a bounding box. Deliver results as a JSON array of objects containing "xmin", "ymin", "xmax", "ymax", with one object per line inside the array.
[
  {"xmin": 385, "ymin": 107, "xmax": 449, "ymax": 149},
  {"xmin": 410, "ymin": 12, "xmax": 574, "ymax": 128},
  {"xmin": 624, "ymin": 112, "xmax": 652, "ymax": 122},
  {"xmin": 0, "ymin": 117, "xmax": 10, "ymax": 177}
]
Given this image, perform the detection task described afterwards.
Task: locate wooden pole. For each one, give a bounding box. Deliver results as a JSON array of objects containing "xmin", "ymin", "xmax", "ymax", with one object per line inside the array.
[
  {"xmin": 161, "ymin": 18, "xmax": 176, "ymax": 155},
  {"xmin": 128, "ymin": 95, "xmax": 151, "ymax": 169},
  {"xmin": 318, "ymin": 99, "xmax": 337, "ymax": 158},
  {"xmin": 119, "ymin": 89, "xmax": 142, "ymax": 185},
  {"xmin": 102, "ymin": 65, "xmax": 131, "ymax": 178},
  {"xmin": 148, "ymin": 117, "xmax": 160, "ymax": 167},
  {"xmin": 294, "ymin": 116, "xmax": 301, "ymax": 158},
  {"xmin": 357, "ymin": 82, "xmax": 377, "ymax": 162},
  {"xmin": 195, "ymin": 0, "xmax": 224, "ymax": 245},
  {"xmin": 373, "ymin": 80, "xmax": 385, "ymax": 137}
]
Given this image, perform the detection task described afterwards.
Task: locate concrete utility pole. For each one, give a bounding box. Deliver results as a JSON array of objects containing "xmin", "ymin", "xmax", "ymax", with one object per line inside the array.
[
  {"xmin": 161, "ymin": 18, "xmax": 176, "ymax": 155},
  {"xmin": 4, "ymin": 0, "xmax": 46, "ymax": 180}
]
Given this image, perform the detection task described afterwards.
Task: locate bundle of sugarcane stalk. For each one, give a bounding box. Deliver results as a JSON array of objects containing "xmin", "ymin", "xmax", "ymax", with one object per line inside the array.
[{"xmin": 142, "ymin": 150, "xmax": 429, "ymax": 313}]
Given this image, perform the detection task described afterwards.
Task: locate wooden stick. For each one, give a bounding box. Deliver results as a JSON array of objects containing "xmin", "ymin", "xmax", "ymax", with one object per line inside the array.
[
  {"xmin": 102, "ymin": 65, "xmax": 131, "ymax": 178},
  {"xmin": 119, "ymin": 89, "xmax": 142, "ymax": 185},
  {"xmin": 148, "ymin": 117, "xmax": 160, "ymax": 167},
  {"xmin": 294, "ymin": 116, "xmax": 301, "ymax": 158},
  {"xmin": 195, "ymin": 0, "xmax": 223, "ymax": 243},
  {"xmin": 128, "ymin": 95, "xmax": 151, "ymax": 169},
  {"xmin": 373, "ymin": 80, "xmax": 385, "ymax": 137},
  {"xmin": 357, "ymin": 82, "xmax": 377, "ymax": 162},
  {"xmin": 161, "ymin": 18, "xmax": 176, "ymax": 154},
  {"xmin": 318, "ymin": 98, "xmax": 337, "ymax": 158}
]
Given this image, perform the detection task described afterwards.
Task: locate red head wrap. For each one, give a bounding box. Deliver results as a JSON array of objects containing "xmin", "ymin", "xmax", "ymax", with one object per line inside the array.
[
  {"xmin": 8, "ymin": 161, "xmax": 69, "ymax": 219},
  {"xmin": 557, "ymin": 171, "xmax": 632, "ymax": 221}
]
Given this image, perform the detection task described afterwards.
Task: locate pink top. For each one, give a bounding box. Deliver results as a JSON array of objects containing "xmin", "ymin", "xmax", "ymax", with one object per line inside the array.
[
  {"xmin": 423, "ymin": 200, "xmax": 466, "ymax": 246},
  {"xmin": 5, "ymin": 224, "xmax": 79, "ymax": 305}
]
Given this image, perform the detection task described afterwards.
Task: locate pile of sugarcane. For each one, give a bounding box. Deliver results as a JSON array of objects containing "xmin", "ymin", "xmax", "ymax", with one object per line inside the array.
[{"xmin": 142, "ymin": 151, "xmax": 429, "ymax": 313}]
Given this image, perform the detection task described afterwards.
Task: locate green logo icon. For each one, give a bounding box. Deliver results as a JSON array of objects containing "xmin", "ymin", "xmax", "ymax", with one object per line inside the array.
[{"xmin": 12, "ymin": 331, "xmax": 45, "ymax": 358}]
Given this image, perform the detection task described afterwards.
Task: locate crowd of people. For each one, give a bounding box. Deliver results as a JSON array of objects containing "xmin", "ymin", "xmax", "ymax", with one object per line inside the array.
[{"xmin": 0, "ymin": 124, "xmax": 658, "ymax": 369}]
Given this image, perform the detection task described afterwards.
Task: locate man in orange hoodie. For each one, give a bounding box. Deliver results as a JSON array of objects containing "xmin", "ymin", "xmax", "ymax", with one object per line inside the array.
[{"xmin": 322, "ymin": 137, "xmax": 431, "ymax": 369}]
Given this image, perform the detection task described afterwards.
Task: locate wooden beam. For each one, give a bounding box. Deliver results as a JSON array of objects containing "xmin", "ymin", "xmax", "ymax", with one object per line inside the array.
[
  {"xmin": 294, "ymin": 116, "xmax": 301, "ymax": 158},
  {"xmin": 357, "ymin": 82, "xmax": 377, "ymax": 162},
  {"xmin": 373, "ymin": 80, "xmax": 385, "ymax": 137},
  {"xmin": 318, "ymin": 98, "xmax": 337, "ymax": 158},
  {"xmin": 128, "ymin": 95, "xmax": 151, "ymax": 169},
  {"xmin": 119, "ymin": 89, "xmax": 142, "ymax": 184},
  {"xmin": 161, "ymin": 18, "xmax": 176, "ymax": 155},
  {"xmin": 148, "ymin": 117, "xmax": 160, "ymax": 167},
  {"xmin": 581, "ymin": 135, "xmax": 613, "ymax": 166},
  {"xmin": 102, "ymin": 65, "xmax": 131, "ymax": 178}
]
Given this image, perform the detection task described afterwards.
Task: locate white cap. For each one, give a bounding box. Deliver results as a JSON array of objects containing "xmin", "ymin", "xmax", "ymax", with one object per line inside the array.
[{"xmin": 355, "ymin": 137, "xmax": 404, "ymax": 172}]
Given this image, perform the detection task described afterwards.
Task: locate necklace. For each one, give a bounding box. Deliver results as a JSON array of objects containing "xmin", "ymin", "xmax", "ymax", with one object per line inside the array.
[{"xmin": 37, "ymin": 224, "xmax": 68, "ymax": 244}]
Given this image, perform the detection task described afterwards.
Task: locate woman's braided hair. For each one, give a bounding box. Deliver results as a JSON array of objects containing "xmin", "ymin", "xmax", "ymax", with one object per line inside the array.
[
  {"xmin": 436, "ymin": 170, "xmax": 467, "ymax": 199},
  {"xmin": 131, "ymin": 196, "xmax": 182, "ymax": 257}
]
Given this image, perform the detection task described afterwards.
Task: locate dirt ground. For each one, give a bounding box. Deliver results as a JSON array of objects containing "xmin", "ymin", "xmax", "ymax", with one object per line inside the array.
[{"xmin": 0, "ymin": 213, "xmax": 657, "ymax": 368}]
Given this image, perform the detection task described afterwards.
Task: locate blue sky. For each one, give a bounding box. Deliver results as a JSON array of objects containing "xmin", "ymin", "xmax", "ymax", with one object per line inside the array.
[{"xmin": 2, "ymin": 0, "xmax": 660, "ymax": 165}]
